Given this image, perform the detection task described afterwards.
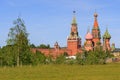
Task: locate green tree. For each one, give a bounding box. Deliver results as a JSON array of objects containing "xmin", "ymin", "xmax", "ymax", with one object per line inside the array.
[
  {"xmin": 54, "ymin": 54, "xmax": 66, "ymax": 64},
  {"xmin": 0, "ymin": 45, "xmax": 17, "ymax": 66},
  {"xmin": 7, "ymin": 17, "xmax": 30, "ymax": 66},
  {"xmin": 33, "ymin": 51, "xmax": 46, "ymax": 65},
  {"xmin": 30, "ymin": 44, "xmax": 36, "ymax": 48},
  {"xmin": 0, "ymin": 47, "xmax": 3, "ymax": 67},
  {"xmin": 85, "ymin": 51, "xmax": 99, "ymax": 64},
  {"xmin": 37, "ymin": 44, "xmax": 50, "ymax": 49},
  {"xmin": 76, "ymin": 49, "xmax": 112, "ymax": 65},
  {"xmin": 76, "ymin": 52, "xmax": 85, "ymax": 65}
]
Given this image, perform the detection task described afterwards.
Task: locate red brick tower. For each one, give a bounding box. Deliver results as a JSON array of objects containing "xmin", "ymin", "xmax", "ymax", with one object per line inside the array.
[
  {"xmin": 103, "ymin": 28, "xmax": 111, "ymax": 51},
  {"xmin": 67, "ymin": 11, "xmax": 81, "ymax": 55},
  {"xmin": 92, "ymin": 12, "xmax": 101, "ymax": 48},
  {"xmin": 84, "ymin": 29, "xmax": 93, "ymax": 51},
  {"xmin": 53, "ymin": 42, "xmax": 60, "ymax": 57}
]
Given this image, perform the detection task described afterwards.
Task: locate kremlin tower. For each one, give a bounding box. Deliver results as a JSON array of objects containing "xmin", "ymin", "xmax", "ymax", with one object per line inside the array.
[{"xmin": 67, "ymin": 11, "xmax": 81, "ymax": 55}]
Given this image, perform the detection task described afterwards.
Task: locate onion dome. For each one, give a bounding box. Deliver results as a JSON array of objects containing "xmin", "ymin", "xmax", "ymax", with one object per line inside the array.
[
  {"xmin": 103, "ymin": 28, "xmax": 111, "ymax": 39},
  {"xmin": 85, "ymin": 32, "xmax": 93, "ymax": 40}
]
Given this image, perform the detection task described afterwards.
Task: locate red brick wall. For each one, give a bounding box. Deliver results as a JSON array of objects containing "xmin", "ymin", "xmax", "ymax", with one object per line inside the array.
[{"xmin": 31, "ymin": 48, "xmax": 73, "ymax": 57}]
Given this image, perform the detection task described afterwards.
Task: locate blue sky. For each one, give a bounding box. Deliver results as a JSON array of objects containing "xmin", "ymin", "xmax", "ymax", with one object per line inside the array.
[{"xmin": 0, "ymin": 0, "xmax": 120, "ymax": 48}]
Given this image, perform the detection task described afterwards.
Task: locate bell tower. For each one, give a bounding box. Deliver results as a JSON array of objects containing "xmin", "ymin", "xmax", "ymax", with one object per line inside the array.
[{"xmin": 67, "ymin": 11, "xmax": 81, "ymax": 55}]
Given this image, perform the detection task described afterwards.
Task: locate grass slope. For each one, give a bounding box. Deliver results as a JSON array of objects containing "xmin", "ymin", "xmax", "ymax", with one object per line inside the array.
[{"xmin": 0, "ymin": 63, "xmax": 120, "ymax": 80}]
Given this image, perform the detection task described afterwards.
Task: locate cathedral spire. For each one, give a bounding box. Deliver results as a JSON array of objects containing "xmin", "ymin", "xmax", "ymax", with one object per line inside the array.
[
  {"xmin": 72, "ymin": 11, "xmax": 77, "ymax": 25},
  {"xmin": 92, "ymin": 12, "xmax": 101, "ymax": 47},
  {"xmin": 93, "ymin": 12, "xmax": 99, "ymax": 28}
]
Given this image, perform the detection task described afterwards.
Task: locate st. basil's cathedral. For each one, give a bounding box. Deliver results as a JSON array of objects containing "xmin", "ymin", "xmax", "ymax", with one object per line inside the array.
[{"xmin": 32, "ymin": 11, "xmax": 112, "ymax": 57}]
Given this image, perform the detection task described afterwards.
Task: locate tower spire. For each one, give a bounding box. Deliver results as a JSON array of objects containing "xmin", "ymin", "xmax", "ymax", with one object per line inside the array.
[
  {"xmin": 92, "ymin": 12, "xmax": 101, "ymax": 47},
  {"xmin": 72, "ymin": 11, "xmax": 77, "ymax": 25},
  {"xmin": 93, "ymin": 12, "xmax": 99, "ymax": 28}
]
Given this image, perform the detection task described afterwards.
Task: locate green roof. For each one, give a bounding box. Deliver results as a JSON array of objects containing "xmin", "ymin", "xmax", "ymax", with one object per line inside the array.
[
  {"xmin": 72, "ymin": 16, "xmax": 77, "ymax": 25},
  {"xmin": 103, "ymin": 28, "xmax": 111, "ymax": 39}
]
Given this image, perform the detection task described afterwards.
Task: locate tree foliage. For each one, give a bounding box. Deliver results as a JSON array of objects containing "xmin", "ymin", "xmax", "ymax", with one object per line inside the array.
[
  {"xmin": 7, "ymin": 17, "xmax": 28, "ymax": 45},
  {"xmin": 54, "ymin": 54, "xmax": 66, "ymax": 64},
  {"xmin": 37, "ymin": 44, "xmax": 50, "ymax": 49},
  {"xmin": 76, "ymin": 49, "xmax": 112, "ymax": 65},
  {"xmin": 32, "ymin": 51, "xmax": 46, "ymax": 65},
  {"xmin": 0, "ymin": 45, "xmax": 16, "ymax": 66},
  {"xmin": 5, "ymin": 17, "xmax": 31, "ymax": 66}
]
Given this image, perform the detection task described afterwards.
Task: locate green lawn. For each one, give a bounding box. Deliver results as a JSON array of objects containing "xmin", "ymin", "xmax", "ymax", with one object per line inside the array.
[{"xmin": 0, "ymin": 63, "xmax": 120, "ymax": 80}]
